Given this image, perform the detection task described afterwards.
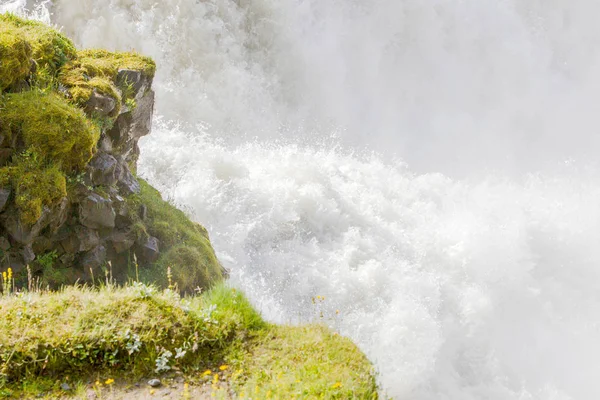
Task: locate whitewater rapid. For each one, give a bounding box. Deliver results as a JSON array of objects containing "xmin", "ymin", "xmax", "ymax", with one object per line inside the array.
[{"xmin": 3, "ymin": 0, "xmax": 600, "ymax": 398}]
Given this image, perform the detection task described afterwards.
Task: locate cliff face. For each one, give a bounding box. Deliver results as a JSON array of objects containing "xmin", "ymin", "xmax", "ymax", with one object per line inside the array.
[{"xmin": 0, "ymin": 14, "xmax": 225, "ymax": 291}]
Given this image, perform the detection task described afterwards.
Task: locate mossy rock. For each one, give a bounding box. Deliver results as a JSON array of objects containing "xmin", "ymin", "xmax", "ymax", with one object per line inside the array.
[
  {"xmin": 0, "ymin": 24, "xmax": 32, "ymax": 90},
  {"xmin": 59, "ymin": 49, "xmax": 156, "ymax": 111},
  {"xmin": 0, "ymin": 91, "xmax": 97, "ymax": 224},
  {"xmin": 128, "ymin": 180, "xmax": 224, "ymax": 293},
  {"xmin": 0, "ymin": 91, "xmax": 99, "ymax": 172},
  {"xmin": 0, "ymin": 13, "xmax": 76, "ymax": 75}
]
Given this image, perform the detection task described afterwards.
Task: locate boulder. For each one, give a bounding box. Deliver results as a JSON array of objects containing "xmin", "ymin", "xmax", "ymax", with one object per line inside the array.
[
  {"xmin": 80, "ymin": 245, "xmax": 107, "ymax": 270},
  {"xmin": 136, "ymin": 236, "xmax": 160, "ymax": 263},
  {"xmin": 1, "ymin": 207, "xmax": 50, "ymax": 245},
  {"xmin": 79, "ymin": 193, "xmax": 116, "ymax": 229},
  {"xmin": 116, "ymin": 162, "xmax": 141, "ymax": 196},
  {"xmin": 89, "ymin": 152, "xmax": 118, "ymax": 186},
  {"xmin": 109, "ymin": 231, "xmax": 135, "ymax": 254},
  {"xmin": 60, "ymin": 226, "xmax": 100, "ymax": 254}
]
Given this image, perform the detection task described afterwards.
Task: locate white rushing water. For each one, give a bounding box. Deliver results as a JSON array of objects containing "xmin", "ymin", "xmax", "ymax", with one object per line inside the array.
[{"xmin": 3, "ymin": 0, "xmax": 600, "ymax": 398}]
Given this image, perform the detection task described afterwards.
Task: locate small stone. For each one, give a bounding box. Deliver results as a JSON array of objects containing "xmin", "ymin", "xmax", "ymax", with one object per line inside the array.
[
  {"xmin": 148, "ymin": 378, "xmax": 161, "ymax": 388},
  {"xmin": 60, "ymin": 383, "xmax": 71, "ymax": 391}
]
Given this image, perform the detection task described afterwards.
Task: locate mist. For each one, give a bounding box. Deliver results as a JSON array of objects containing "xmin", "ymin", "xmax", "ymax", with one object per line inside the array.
[{"xmin": 3, "ymin": 0, "xmax": 600, "ymax": 398}]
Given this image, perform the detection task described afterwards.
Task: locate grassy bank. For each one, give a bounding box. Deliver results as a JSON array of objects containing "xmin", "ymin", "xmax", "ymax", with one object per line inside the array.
[{"xmin": 0, "ymin": 279, "xmax": 378, "ymax": 399}]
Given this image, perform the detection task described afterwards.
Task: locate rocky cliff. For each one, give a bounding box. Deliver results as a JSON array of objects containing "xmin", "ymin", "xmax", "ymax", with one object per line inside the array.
[{"xmin": 0, "ymin": 14, "xmax": 225, "ymax": 292}]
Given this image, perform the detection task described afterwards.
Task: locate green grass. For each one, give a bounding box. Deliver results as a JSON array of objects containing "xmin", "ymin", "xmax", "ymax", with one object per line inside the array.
[
  {"xmin": 0, "ymin": 283, "xmax": 378, "ymax": 399},
  {"xmin": 126, "ymin": 179, "xmax": 225, "ymax": 293}
]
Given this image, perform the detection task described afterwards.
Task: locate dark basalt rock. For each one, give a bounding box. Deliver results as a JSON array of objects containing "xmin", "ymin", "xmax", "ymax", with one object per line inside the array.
[
  {"xmin": 136, "ymin": 236, "xmax": 160, "ymax": 264},
  {"xmin": 85, "ymin": 90, "xmax": 117, "ymax": 117},
  {"xmin": 79, "ymin": 193, "xmax": 116, "ymax": 229},
  {"xmin": 80, "ymin": 245, "xmax": 107, "ymax": 270},
  {"xmin": 89, "ymin": 152, "xmax": 119, "ymax": 186}
]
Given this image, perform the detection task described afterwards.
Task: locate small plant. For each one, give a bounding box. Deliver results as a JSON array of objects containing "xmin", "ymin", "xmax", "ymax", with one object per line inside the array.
[
  {"xmin": 1, "ymin": 267, "xmax": 13, "ymax": 295},
  {"xmin": 154, "ymin": 349, "xmax": 173, "ymax": 373},
  {"xmin": 125, "ymin": 97, "xmax": 136, "ymax": 110},
  {"xmin": 36, "ymin": 250, "xmax": 58, "ymax": 270}
]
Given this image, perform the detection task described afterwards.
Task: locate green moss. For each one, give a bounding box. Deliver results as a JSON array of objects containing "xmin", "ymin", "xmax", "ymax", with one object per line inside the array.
[
  {"xmin": 0, "ymin": 91, "xmax": 99, "ymax": 172},
  {"xmin": 58, "ymin": 48, "xmax": 155, "ymax": 112},
  {"xmin": 128, "ymin": 180, "xmax": 224, "ymax": 293},
  {"xmin": 0, "ymin": 24, "xmax": 32, "ymax": 90},
  {"xmin": 77, "ymin": 49, "xmax": 156, "ymax": 78},
  {"xmin": 0, "ymin": 13, "xmax": 76, "ymax": 74},
  {"xmin": 0, "ymin": 155, "xmax": 66, "ymax": 225},
  {"xmin": 59, "ymin": 61, "xmax": 121, "ymax": 115}
]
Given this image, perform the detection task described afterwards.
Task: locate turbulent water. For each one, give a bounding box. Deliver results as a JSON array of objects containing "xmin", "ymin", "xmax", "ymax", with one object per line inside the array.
[{"xmin": 4, "ymin": 0, "xmax": 600, "ymax": 398}]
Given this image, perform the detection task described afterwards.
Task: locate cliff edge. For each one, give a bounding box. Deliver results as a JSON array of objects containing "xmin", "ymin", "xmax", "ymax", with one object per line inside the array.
[{"xmin": 0, "ymin": 14, "xmax": 224, "ymax": 292}]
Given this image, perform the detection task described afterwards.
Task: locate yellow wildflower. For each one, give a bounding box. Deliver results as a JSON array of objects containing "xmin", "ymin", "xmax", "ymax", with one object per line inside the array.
[
  {"xmin": 2, "ymin": 272, "xmax": 6, "ymax": 281},
  {"xmin": 219, "ymin": 364, "xmax": 229, "ymax": 371},
  {"xmin": 202, "ymin": 369, "xmax": 212, "ymax": 376},
  {"xmin": 332, "ymin": 382, "xmax": 342, "ymax": 389},
  {"xmin": 7, "ymin": 268, "xmax": 11, "ymax": 279},
  {"xmin": 105, "ymin": 378, "xmax": 114, "ymax": 385},
  {"xmin": 95, "ymin": 380, "xmax": 101, "ymax": 386}
]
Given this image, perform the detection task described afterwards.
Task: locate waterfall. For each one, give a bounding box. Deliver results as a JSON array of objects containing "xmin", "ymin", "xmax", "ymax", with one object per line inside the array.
[{"xmin": 3, "ymin": 0, "xmax": 600, "ymax": 398}]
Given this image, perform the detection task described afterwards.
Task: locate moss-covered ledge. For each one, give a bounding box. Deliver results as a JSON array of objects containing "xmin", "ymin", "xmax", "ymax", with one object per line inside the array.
[{"xmin": 0, "ymin": 13, "xmax": 223, "ymax": 292}]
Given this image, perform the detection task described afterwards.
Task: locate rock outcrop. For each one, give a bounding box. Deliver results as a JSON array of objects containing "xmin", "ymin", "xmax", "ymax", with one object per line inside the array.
[{"xmin": 0, "ymin": 14, "xmax": 225, "ymax": 292}]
